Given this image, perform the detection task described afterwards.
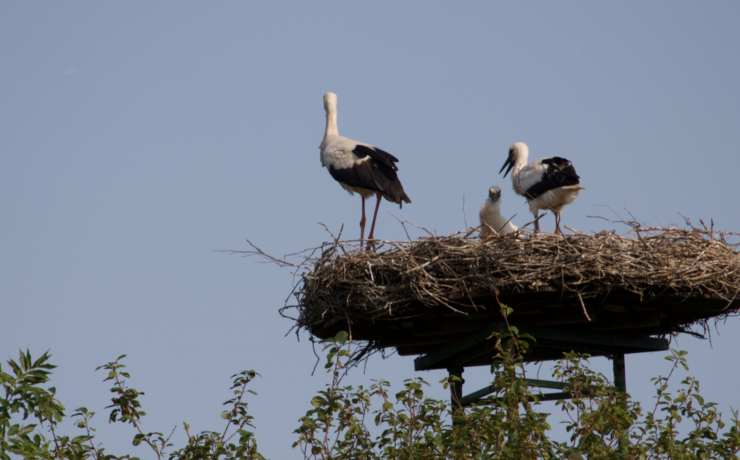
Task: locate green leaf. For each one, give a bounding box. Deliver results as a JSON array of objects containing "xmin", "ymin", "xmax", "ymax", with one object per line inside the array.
[
  {"xmin": 311, "ymin": 397, "xmax": 322, "ymax": 408},
  {"xmin": 17, "ymin": 424, "xmax": 36, "ymax": 436},
  {"xmin": 335, "ymin": 331, "xmax": 349, "ymax": 345}
]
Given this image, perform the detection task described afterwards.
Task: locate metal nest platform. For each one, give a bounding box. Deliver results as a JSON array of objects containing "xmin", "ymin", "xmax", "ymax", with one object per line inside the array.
[
  {"xmin": 248, "ymin": 225, "xmax": 740, "ymax": 403},
  {"xmin": 308, "ymin": 287, "xmax": 713, "ymax": 405},
  {"xmin": 308, "ymin": 286, "xmax": 734, "ymax": 358},
  {"xmin": 261, "ymin": 225, "xmax": 740, "ymax": 406}
]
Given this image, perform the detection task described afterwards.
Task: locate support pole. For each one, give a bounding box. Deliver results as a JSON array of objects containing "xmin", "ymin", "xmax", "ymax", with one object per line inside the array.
[
  {"xmin": 613, "ymin": 352, "xmax": 626, "ymax": 393},
  {"xmin": 448, "ymin": 366, "xmax": 464, "ymax": 407},
  {"xmin": 613, "ymin": 352, "xmax": 629, "ymax": 449},
  {"xmin": 448, "ymin": 366, "xmax": 464, "ymax": 426}
]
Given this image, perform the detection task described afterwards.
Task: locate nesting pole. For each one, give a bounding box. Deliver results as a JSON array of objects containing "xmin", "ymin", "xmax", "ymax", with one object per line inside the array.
[
  {"xmin": 613, "ymin": 353, "xmax": 627, "ymax": 393},
  {"xmin": 448, "ymin": 366, "xmax": 465, "ymax": 425}
]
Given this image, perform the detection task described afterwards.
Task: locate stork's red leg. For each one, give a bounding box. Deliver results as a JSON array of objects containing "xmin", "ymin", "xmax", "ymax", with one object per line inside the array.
[
  {"xmin": 360, "ymin": 197, "xmax": 367, "ymax": 241},
  {"xmin": 555, "ymin": 212, "xmax": 562, "ymax": 235},
  {"xmin": 367, "ymin": 192, "xmax": 382, "ymax": 241}
]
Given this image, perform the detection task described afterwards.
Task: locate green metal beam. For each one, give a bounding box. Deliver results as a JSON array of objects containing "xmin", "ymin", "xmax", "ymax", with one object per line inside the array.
[
  {"xmin": 462, "ymin": 390, "xmax": 575, "ymax": 406},
  {"xmin": 510, "ymin": 324, "xmax": 669, "ymax": 351},
  {"xmin": 533, "ymin": 338, "xmax": 656, "ymax": 356},
  {"xmin": 459, "ymin": 389, "xmax": 491, "ymax": 407},
  {"xmin": 414, "ymin": 322, "xmax": 507, "ymax": 371},
  {"xmin": 458, "ymin": 384, "xmax": 496, "ymax": 406},
  {"xmin": 524, "ymin": 378, "xmax": 570, "ymax": 390},
  {"xmin": 532, "ymin": 391, "xmax": 573, "ymax": 403},
  {"xmin": 414, "ymin": 322, "xmax": 669, "ymax": 371},
  {"xmin": 458, "ymin": 378, "xmax": 569, "ymax": 406},
  {"xmin": 461, "ymin": 383, "xmax": 619, "ymax": 406}
]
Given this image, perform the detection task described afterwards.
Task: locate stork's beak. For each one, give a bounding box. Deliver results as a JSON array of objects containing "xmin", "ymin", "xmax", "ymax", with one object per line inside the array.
[
  {"xmin": 500, "ymin": 158, "xmax": 514, "ymax": 178},
  {"xmin": 490, "ymin": 190, "xmax": 501, "ymax": 202}
]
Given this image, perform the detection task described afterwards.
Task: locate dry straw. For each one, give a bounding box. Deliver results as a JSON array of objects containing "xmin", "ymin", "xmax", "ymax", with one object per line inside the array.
[{"xmin": 242, "ymin": 222, "xmax": 740, "ymax": 341}]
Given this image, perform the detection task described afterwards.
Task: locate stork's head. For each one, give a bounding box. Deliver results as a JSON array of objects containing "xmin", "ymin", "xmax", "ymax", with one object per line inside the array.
[
  {"xmin": 488, "ymin": 186, "xmax": 502, "ymax": 203},
  {"xmin": 499, "ymin": 142, "xmax": 529, "ymax": 178},
  {"xmin": 323, "ymin": 92, "xmax": 338, "ymax": 113}
]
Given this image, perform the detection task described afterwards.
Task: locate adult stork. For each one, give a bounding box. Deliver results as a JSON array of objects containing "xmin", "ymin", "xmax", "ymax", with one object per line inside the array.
[
  {"xmin": 499, "ymin": 142, "xmax": 584, "ymax": 235},
  {"xmin": 319, "ymin": 92, "xmax": 411, "ymax": 243},
  {"xmin": 479, "ymin": 186, "xmax": 518, "ymax": 236}
]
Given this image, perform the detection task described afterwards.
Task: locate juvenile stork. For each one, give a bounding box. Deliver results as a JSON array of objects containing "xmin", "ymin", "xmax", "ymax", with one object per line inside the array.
[
  {"xmin": 319, "ymin": 92, "xmax": 411, "ymax": 243},
  {"xmin": 479, "ymin": 186, "xmax": 518, "ymax": 236},
  {"xmin": 499, "ymin": 142, "xmax": 584, "ymax": 235}
]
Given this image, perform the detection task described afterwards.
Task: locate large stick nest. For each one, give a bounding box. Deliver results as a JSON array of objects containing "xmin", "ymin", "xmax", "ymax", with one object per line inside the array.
[{"xmin": 243, "ymin": 224, "xmax": 740, "ymax": 353}]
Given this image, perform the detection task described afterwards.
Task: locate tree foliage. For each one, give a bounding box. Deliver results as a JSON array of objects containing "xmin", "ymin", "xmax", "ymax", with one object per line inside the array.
[{"xmin": 2, "ymin": 324, "xmax": 739, "ymax": 459}]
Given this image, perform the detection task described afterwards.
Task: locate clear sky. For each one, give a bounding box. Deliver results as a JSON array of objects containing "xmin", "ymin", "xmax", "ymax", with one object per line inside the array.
[{"xmin": 1, "ymin": 2, "xmax": 739, "ymax": 458}]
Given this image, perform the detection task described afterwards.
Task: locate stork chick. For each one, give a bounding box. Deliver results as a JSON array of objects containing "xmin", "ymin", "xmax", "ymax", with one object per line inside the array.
[{"xmin": 480, "ymin": 186, "xmax": 518, "ymax": 236}]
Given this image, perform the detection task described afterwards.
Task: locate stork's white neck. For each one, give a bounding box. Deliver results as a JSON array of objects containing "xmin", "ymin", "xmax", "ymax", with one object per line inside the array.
[
  {"xmin": 513, "ymin": 157, "xmax": 526, "ymax": 175},
  {"xmin": 324, "ymin": 105, "xmax": 338, "ymax": 138},
  {"xmin": 512, "ymin": 143, "xmax": 529, "ymax": 175}
]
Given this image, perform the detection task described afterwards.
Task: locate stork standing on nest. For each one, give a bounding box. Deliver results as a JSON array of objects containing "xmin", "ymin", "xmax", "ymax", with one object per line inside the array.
[
  {"xmin": 319, "ymin": 92, "xmax": 411, "ymax": 243},
  {"xmin": 479, "ymin": 186, "xmax": 518, "ymax": 236},
  {"xmin": 499, "ymin": 142, "xmax": 584, "ymax": 235}
]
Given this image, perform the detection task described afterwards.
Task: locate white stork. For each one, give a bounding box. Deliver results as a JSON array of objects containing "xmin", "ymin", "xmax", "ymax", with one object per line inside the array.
[
  {"xmin": 479, "ymin": 186, "xmax": 518, "ymax": 236},
  {"xmin": 499, "ymin": 142, "xmax": 584, "ymax": 235},
  {"xmin": 319, "ymin": 92, "xmax": 411, "ymax": 243}
]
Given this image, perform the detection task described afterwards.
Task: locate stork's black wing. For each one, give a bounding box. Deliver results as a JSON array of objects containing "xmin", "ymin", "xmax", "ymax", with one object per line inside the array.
[
  {"xmin": 525, "ymin": 157, "xmax": 581, "ymax": 199},
  {"xmin": 352, "ymin": 145, "xmax": 399, "ymax": 181},
  {"xmin": 328, "ymin": 144, "xmax": 411, "ymax": 206}
]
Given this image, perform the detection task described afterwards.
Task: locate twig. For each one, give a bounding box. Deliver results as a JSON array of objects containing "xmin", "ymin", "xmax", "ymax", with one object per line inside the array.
[
  {"xmin": 403, "ymin": 220, "xmax": 435, "ymax": 238},
  {"xmin": 564, "ymin": 225, "xmax": 587, "ymax": 235},
  {"xmin": 496, "ymin": 214, "xmax": 517, "ymax": 234},
  {"xmin": 462, "ymin": 194, "xmax": 468, "ymax": 229},
  {"xmin": 520, "ymin": 213, "xmax": 546, "ymax": 230},
  {"xmin": 387, "ymin": 211, "xmax": 412, "ymax": 242},
  {"xmin": 576, "ymin": 291, "xmax": 591, "ymax": 322},
  {"xmin": 723, "ymin": 290, "xmax": 739, "ymax": 311}
]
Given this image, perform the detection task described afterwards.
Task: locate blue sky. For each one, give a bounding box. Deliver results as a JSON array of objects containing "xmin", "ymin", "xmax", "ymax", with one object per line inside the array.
[{"xmin": 1, "ymin": 2, "xmax": 739, "ymax": 458}]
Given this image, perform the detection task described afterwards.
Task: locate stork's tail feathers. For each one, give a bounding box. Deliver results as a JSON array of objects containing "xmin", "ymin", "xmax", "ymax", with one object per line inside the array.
[
  {"xmin": 400, "ymin": 192, "xmax": 411, "ymax": 208},
  {"xmin": 387, "ymin": 189, "xmax": 411, "ymax": 208}
]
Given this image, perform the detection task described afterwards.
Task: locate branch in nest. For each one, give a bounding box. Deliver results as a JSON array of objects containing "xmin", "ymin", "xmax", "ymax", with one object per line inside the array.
[{"xmin": 576, "ymin": 291, "xmax": 591, "ymax": 322}]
